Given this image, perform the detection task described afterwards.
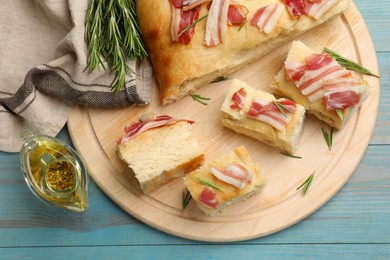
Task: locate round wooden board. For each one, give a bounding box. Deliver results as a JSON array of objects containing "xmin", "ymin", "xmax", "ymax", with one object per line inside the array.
[{"xmin": 68, "ymin": 4, "xmax": 380, "ymax": 242}]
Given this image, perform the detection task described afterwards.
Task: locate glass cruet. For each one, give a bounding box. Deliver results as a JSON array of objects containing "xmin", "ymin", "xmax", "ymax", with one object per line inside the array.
[{"xmin": 19, "ymin": 128, "xmax": 89, "ymax": 213}]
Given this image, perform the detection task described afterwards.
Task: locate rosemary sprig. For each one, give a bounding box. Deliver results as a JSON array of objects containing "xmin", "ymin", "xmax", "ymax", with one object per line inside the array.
[
  {"xmin": 84, "ymin": 0, "xmax": 105, "ymax": 72},
  {"xmin": 280, "ymin": 152, "xmax": 302, "ymax": 159},
  {"xmin": 197, "ymin": 178, "xmax": 223, "ymax": 191},
  {"xmin": 238, "ymin": 20, "xmax": 247, "ymax": 32},
  {"xmin": 191, "ymin": 94, "xmax": 210, "ymax": 105},
  {"xmin": 273, "ymin": 100, "xmax": 293, "ymax": 117},
  {"xmin": 178, "ymin": 14, "xmax": 208, "ymax": 37},
  {"xmin": 336, "ymin": 110, "xmax": 344, "ymax": 121},
  {"xmin": 120, "ymin": 0, "xmax": 148, "ymax": 60},
  {"xmin": 84, "ymin": 0, "xmax": 148, "ymax": 93},
  {"xmin": 297, "ymin": 171, "xmax": 315, "ymax": 195},
  {"xmin": 211, "ymin": 76, "xmax": 231, "ymax": 83},
  {"xmin": 182, "ymin": 190, "xmax": 192, "ymax": 209},
  {"xmin": 324, "ymin": 48, "xmax": 379, "ymax": 78},
  {"xmin": 321, "ymin": 127, "xmax": 334, "ymax": 151}
]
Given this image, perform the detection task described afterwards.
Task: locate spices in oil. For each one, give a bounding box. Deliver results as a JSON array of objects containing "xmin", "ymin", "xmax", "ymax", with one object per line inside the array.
[{"xmin": 20, "ymin": 129, "xmax": 88, "ymax": 212}]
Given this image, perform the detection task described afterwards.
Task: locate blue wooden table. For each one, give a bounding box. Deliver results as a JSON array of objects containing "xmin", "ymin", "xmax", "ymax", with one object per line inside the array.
[{"xmin": 1, "ymin": 1, "xmax": 389, "ymax": 259}]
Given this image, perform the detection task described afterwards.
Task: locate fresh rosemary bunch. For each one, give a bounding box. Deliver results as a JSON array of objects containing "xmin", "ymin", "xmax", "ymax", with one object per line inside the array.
[{"xmin": 84, "ymin": 0, "xmax": 147, "ymax": 93}]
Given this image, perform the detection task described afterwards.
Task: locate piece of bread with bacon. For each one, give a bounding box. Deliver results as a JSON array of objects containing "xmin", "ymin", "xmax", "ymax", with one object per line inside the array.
[
  {"xmin": 220, "ymin": 78, "xmax": 306, "ymax": 155},
  {"xmin": 136, "ymin": 0, "xmax": 352, "ymax": 105},
  {"xmin": 117, "ymin": 113, "xmax": 205, "ymax": 194},
  {"xmin": 272, "ymin": 40, "xmax": 371, "ymax": 129},
  {"xmin": 184, "ymin": 145, "xmax": 265, "ymax": 216}
]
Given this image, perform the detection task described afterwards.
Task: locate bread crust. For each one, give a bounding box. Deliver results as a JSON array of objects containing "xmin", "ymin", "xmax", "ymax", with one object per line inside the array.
[
  {"xmin": 184, "ymin": 145, "xmax": 266, "ymax": 216},
  {"xmin": 136, "ymin": 0, "xmax": 352, "ymax": 105},
  {"xmin": 140, "ymin": 154, "xmax": 205, "ymax": 194},
  {"xmin": 220, "ymin": 78, "xmax": 306, "ymax": 154},
  {"xmin": 117, "ymin": 121, "xmax": 205, "ymax": 194},
  {"xmin": 271, "ymin": 41, "xmax": 371, "ymax": 130}
]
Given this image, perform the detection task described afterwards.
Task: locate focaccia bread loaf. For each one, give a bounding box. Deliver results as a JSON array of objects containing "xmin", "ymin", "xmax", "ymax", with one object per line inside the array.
[
  {"xmin": 184, "ymin": 145, "xmax": 265, "ymax": 216},
  {"xmin": 221, "ymin": 78, "xmax": 306, "ymax": 155},
  {"xmin": 272, "ymin": 40, "xmax": 371, "ymax": 129},
  {"xmin": 136, "ymin": 0, "xmax": 352, "ymax": 105},
  {"xmin": 117, "ymin": 114, "xmax": 205, "ymax": 194}
]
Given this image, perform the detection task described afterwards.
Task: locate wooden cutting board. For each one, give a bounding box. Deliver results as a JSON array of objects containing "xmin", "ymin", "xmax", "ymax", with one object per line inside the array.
[{"xmin": 68, "ymin": 4, "xmax": 380, "ymax": 242}]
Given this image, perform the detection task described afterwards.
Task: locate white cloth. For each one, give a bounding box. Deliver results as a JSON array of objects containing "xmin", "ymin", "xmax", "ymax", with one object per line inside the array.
[{"xmin": 0, "ymin": 0, "xmax": 153, "ymax": 152}]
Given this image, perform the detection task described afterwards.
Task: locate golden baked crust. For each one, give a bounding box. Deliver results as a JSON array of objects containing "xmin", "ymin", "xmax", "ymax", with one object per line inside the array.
[
  {"xmin": 272, "ymin": 41, "xmax": 371, "ymax": 129},
  {"xmin": 140, "ymin": 154, "xmax": 205, "ymax": 193},
  {"xmin": 136, "ymin": 0, "xmax": 352, "ymax": 105},
  {"xmin": 221, "ymin": 79, "xmax": 306, "ymax": 154},
  {"xmin": 183, "ymin": 145, "xmax": 266, "ymax": 216}
]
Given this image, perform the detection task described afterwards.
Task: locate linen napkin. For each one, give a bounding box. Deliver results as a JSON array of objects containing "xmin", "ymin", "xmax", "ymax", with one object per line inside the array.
[{"xmin": 0, "ymin": 0, "xmax": 153, "ymax": 152}]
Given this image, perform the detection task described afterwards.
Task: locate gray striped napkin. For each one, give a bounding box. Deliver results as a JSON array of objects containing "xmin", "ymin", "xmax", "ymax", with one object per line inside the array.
[{"xmin": 0, "ymin": 0, "xmax": 153, "ymax": 152}]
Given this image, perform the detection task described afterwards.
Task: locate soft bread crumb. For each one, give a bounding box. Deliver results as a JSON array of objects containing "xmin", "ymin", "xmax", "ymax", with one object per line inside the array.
[{"xmin": 117, "ymin": 122, "xmax": 204, "ymax": 193}]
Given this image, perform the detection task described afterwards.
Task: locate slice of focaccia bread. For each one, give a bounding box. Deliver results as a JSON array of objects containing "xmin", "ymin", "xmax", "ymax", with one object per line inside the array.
[
  {"xmin": 272, "ymin": 40, "xmax": 371, "ymax": 129},
  {"xmin": 117, "ymin": 113, "xmax": 205, "ymax": 194},
  {"xmin": 136, "ymin": 0, "xmax": 352, "ymax": 105},
  {"xmin": 184, "ymin": 145, "xmax": 265, "ymax": 216},
  {"xmin": 221, "ymin": 78, "xmax": 306, "ymax": 155}
]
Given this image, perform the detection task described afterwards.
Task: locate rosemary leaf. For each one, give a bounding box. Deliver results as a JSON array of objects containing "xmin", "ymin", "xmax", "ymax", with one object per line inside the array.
[
  {"xmin": 178, "ymin": 14, "xmax": 208, "ymax": 37},
  {"xmin": 321, "ymin": 127, "xmax": 334, "ymax": 151},
  {"xmin": 324, "ymin": 48, "xmax": 379, "ymax": 78},
  {"xmin": 191, "ymin": 94, "xmax": 210, "ymax": 106},
  {"xmin": 273, "ymin": 100, "xmax": 293, "ymax": 118},
  {"xmin": 211, "ymin": 76, "xmax": 231, "ymax": 83},
  {"xmin": 280, "ymin": 152, "xmax": 302, "ymax": 159},
  {"xmin": 336, "ymin": 110, "xmax": 344, "ymax": 122},
  {"xmin": 238, "ymin": 20, "xmax": 247, "ymax": 32},
  {"xmin": 297, "ymin": 171, "xmax": 315, "ymax": 195},
  {"xmin": 84, "ymin": 0, "xmax": 105, "ymax": 72},
  {"xmin": 84, "ymin": 0, "xmax": 147, "ymax": 93},
  {"xmin": 182, "ymin": 190, "xmax": 192, "ymax": 209},
  {"xmin": 197, "ymin": 178, "xmax": 223, "ymax": 191}
]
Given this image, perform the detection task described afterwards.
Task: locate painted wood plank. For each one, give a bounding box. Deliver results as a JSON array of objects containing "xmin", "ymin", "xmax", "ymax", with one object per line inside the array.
[
  {"xmin": 1, "ymin": 244, "xmax": 389, "ymax": 260},
  {"xmin": 354, "ymin": 0, "xmax": 390, "ymax": 52},
  {"xmin": 0, "ymin": 144, "xmax": 388, "ymax": 246},
  {"xmin": 370, "ymin": 52, "xmax": 390, "ymax": 145}
]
